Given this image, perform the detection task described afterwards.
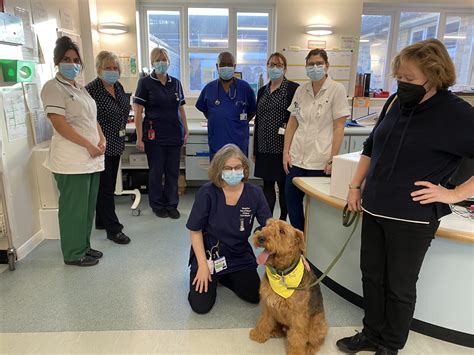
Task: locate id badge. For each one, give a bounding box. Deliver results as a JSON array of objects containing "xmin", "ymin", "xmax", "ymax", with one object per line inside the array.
[
  {"xmin": 240, "ymin": 113, "xmax": 247, "ymax": 121},
  {"xmin": 207, "ymin": 258, "xmax": 215, "ymax": 275},
  {"xmin": 148, "ymin": 128, "xmax": 155, "ymax": 140},
  {"xmin": 119, "ymin": 129, "xmax": 126, "ymax": 137},
  {"xmin": 278, "ymin": 127, "xmax": 286, "ymax": 135},
  {"xmin": 214, "ymin": 256, "xmax": 227, "ymax": 273}
]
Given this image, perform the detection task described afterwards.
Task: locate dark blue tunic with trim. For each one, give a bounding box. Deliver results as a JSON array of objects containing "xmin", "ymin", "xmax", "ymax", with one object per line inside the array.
[
  {"xmin": 133, "ymin": 73, "xmax": 186, "ymax": 145},
  {"xmin": 186, "ymin": 182, "xmax": 272, "ymax": 275}
]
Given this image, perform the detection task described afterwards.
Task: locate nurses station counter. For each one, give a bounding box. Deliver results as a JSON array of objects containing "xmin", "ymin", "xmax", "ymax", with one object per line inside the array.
[{"xmin": 293, "ymin": 177, "xmax": 474, "ymax": 348}]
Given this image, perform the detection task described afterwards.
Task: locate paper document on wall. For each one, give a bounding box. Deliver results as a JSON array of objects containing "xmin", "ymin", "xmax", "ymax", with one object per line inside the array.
[
  {"xmin": 30, "ymin": 110, "xmax": 53, "ymax": 144},
  {"xmin": 14, "ymin": 7, "xmax": 39, "ymax": 61},
  {"xmin": 1, "ymin": 87, "xmax": 28, "ymax": 141},
  {"xmin": 30, "ymin": 0, "xmax": 49, "ymax": 24},
  {"xmin": 59, "ymin": 8, "xmax": 74, "ymax": 31},
  {"xmin": 23, "ymin": 83, "xmax": 41, "ymax": 110},
  {"xmin": 118, "ymin": 53, "xmax": 137, "ymax": 78}
]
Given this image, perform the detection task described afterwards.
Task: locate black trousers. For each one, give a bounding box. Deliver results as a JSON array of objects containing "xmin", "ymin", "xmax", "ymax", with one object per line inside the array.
[
  {"xmin": 360, "ymin": 213, "xmax": 439, "ymax": 350},
  {"xmin": 262, "ymin": 179, "xmax": 287, "ymax": 220},
  {"xmin": 144, "ymin": 144, "xmax": 181, "ymax": 211},
  {"xmin": 95, "ymin": 155, "xmax": 123, "ymax": 235},
  {"xmin": 188, "ymin": 269, "xmax": 260, "ymax": 314}
]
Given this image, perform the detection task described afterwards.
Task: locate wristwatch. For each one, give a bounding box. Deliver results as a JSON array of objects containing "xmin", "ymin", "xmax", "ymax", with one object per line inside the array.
[{"xmin": 348, "ymin": 184, "xmax": 361, "ymax": 189}]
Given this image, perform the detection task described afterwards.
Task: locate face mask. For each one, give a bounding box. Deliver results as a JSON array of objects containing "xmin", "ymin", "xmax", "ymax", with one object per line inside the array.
[
  {"xmin": 397, "ymin": 80, "xmax": 427, "ymax": 108},
  {"xmin": 101, "ymin": 70, "xmax": 120, "ymax": 85},
  {"xmin": 153, "ymin": 61, "xmax": 169, "ymax": 74},
  {"xmin": 59, "ymin": 63, "xmax": 81, "ymax": 80},
  {"xmin": 268, "ymin": 67, "xmax": 284, "ymax": 81},
  {"xmin": 306, "ymin": 65, "xmax": 326, "ymax": 81},
  {"xmin": 218, "ymin": 66, "xmax": 235, "ymax": 81},
  {"xmin": 221, "ymin": 169, "xmax": 244, "ymax": 186}
]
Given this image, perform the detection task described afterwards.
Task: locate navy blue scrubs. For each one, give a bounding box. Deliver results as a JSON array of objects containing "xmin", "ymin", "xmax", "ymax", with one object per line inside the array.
[
  {"xmin": 133, "ymin": 73, "xmax": 185, "ymax": 211},
  {"xmin": 186, "ymin": 182, "xmax": 272, "ymax": 275},
  {"xmin": 195, "ymin": 79, "xmax": 256, "ymax": 159}
]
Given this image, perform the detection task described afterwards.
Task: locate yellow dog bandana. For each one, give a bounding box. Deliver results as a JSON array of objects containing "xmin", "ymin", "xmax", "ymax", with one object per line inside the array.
[{"xmin": 266, "ymin": 257, "xmax": 305, "ymax": 299}]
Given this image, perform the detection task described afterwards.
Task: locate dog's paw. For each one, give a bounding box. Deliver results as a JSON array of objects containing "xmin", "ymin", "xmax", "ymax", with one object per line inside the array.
[{"xmin": 249, "ymin": 328, "xmax": 269, "ymax": 343}]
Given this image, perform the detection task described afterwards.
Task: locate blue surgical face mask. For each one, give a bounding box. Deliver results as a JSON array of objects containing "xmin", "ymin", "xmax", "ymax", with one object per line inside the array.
[
  {"xmin": 306, "ymin": 65, "xmax": 326, "ymax": 81},
  {"xmin": 221, "ymin": 169, "xmax": 244, "ymax": 186},
  {"xmin": 218, "ymin": 66, "xmax": 235, "ymax": 81},
  {"xmin": 268, "ymin": 67, "xmax": 284, "ymax": 81},
  {"xmin": 101, "ymin": 70, "xmax": 120, "ymax": 85},
  {"xmin": 153, "ymin": 61, "xmax": 169, "ymax": 74},
  {"xmin": 59, "ymin": 63, "xmax": 81, "ymax": 80}
]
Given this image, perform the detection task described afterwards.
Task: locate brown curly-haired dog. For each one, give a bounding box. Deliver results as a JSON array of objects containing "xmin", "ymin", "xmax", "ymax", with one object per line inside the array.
[{"xmin": 249, "ymin": 219, "xmax": 328, "ymax": 355}]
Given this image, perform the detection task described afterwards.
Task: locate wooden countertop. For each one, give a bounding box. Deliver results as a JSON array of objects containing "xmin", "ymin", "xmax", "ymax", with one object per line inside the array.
[{"xmin": 293, "ymin": 177, "xmax": 474, "ymax": 244}]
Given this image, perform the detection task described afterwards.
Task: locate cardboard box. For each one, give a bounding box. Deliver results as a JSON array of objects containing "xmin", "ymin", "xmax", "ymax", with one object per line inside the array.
[
  {"xmin": 129, "ymin": 153, "xmax": 148, "ymax": 166},
  {"xmin": 329, "ymin": 151, "xmax": 362, "ymax": 200}
]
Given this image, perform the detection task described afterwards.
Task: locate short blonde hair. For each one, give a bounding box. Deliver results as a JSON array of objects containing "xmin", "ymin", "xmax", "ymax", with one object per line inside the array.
[
  {"xmin": 208, "ymin": 144, "xmax": 250, "ymax": 187},
  {"xmin": 95, "ymin": 51, "xmax": 121, "ymax": 75},
  {"xmin": 392, "ymin": 39, "xmax": 456, "ymax": 89},
  {"xmin": 150, "ymin": 47, "xmax": 170, "ymax": 64}
]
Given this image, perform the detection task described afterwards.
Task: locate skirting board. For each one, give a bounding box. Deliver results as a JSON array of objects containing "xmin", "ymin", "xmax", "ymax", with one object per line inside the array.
[
  {"xmin": 16, "ymin": 230, "xmax": 44, "ymax": 261},
  {"xmin": 39, "ymin": 209, "xmax": 60, "ymax": 240}
]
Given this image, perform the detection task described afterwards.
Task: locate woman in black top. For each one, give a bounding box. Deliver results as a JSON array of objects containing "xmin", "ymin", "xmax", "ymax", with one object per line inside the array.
[
  {"xmin": 336, "ymin": 39, "xmax": 474, "ymax": 355},
  {"xmin": 86, "ymin": 51, "xmax": 131, "ymax": 245},
  {"xmin": 254, "ymin": 52, "xmax": 299, "ymax": 220}
]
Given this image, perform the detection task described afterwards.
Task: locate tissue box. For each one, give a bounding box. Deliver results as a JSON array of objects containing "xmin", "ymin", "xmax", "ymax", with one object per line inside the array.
[
  {"xmin": 330, "ymin": 151, "xmax": 362, "ymax": 200},
  {"xmin": 129, "ymin": 153, "xmax": 148, "ymax": 166}
]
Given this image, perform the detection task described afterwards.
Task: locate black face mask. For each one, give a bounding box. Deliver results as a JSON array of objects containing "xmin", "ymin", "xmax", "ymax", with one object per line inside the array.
[{"xmin": 396, "ymin": 80, "xmax": 427, "ymax": 108}]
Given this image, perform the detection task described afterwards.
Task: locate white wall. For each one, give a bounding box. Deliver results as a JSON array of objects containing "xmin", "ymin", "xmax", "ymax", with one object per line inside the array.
[
  {"xmin": 276, "ymin": 0, "xmax": 363, "ymax": 96},
  {"xmin": 96, "ymin": 0, "xmax": 139, "ymax": 93},
  {"xmin": 0, "ymin": 0, "xmax": 83, "ymax": 255}
]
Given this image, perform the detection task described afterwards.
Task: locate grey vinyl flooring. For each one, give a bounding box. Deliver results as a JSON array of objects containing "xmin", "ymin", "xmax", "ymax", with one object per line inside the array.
[{"xmin": 0, "ymin": 186, "xmax": 363, "ymax": 333}]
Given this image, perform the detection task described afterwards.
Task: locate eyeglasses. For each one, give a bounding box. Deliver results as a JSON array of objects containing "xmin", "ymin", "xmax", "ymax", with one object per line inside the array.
[
  {"xmin": 268, "ymin": 63, "xmax": 285, "ymax": 69},
  {"xmin": 222, "ymin": 164, "xmax": 243, "ymax": 172},
  {"xmin": 306, "ymin": 61, "xmax": 326, "ymax": 67}
]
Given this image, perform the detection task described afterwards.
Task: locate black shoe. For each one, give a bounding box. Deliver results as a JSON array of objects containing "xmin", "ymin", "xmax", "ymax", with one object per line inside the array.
[
  {"xmin": 376, "ymin": 346, "xmax": 398, "ymax": 355},
  {"xmin": 154, "ymin": 208, "xmax": 169, "ymax": 218},
  {"xmin": 86, "ymin": 248, "xmax": 103, "ymax": 259},
  {"xmin": 107, "ymin": 232, "xmax": 131, "ymax": 245},
  {"xmin": 95, "ymin": 225, "xmax": 105, "ymax": 230},
  {"xmin": 167, "ymin": 208, "xmax": 180, "ymax": 219},
  {"xmin": 64, "ymin": 255, "xmax": 99, "ymax": 266},
  {"xmin": 336, "ymin": 331, "xmax": 378, "ymax": 353}
]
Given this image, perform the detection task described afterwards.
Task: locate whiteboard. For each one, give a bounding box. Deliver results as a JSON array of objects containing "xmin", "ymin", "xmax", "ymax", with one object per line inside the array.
[{"xmin": 284, "ymin": 49, "xmax": 353, "ymax": 94}]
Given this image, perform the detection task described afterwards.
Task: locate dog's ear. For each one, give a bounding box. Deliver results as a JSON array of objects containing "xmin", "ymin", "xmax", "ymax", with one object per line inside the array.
[{"xmin": 295, "ymin": 228, "xmax": 306, "ymax": 253}]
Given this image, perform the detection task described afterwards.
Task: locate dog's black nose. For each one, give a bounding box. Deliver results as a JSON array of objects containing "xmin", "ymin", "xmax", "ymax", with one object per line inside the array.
[{"xmin": 258, "ymin": 235, "xmax": 266, "ymax": 245}]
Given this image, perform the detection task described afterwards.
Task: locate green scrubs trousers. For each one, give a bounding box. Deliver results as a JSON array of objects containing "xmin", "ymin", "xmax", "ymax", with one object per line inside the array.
[{"xmin": 53, "ymin": 172, "xmax": 100, "ymax": 262}]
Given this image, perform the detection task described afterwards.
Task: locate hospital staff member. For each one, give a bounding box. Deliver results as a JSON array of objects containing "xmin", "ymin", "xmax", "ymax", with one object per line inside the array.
[
  {"xmin": 186, "ymin": 144, "xmax": 272, "ymax": 314},
  {"xmin": 336, "ymin": 39, "xmax": 474, "ymax": 355},
  {"xmin": 195, "ymin": 52, "xmax": 256, "ymax": 160},
  {"xmin": 133, "ymin": 48, "xmax": 188, "ymax": 219},
  {"xmin": 41, "ymin": 36, "xmax": 105, "ymax": 266},
  {"xmin": 86, "ymin": 51, "xmax": 131, "ymax": 245},
  {"xmin": 254, "ymin": 52, "xmax": 299, "ymax": 221},
  {"xmin": 283, "ymin": 48, "xmax": 350, "ymax": 231}
]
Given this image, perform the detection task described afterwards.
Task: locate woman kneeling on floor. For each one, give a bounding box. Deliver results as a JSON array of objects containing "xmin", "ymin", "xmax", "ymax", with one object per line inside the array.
[{"xmin": 186, "ymin": 144, "xmax": 272, "ymax": 314}]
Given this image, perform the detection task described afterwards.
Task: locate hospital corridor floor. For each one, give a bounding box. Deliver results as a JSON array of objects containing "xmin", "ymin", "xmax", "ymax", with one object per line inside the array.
[{"xmin": 0, "ymin": 189, "xmax": 470, "ymax": 354}]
